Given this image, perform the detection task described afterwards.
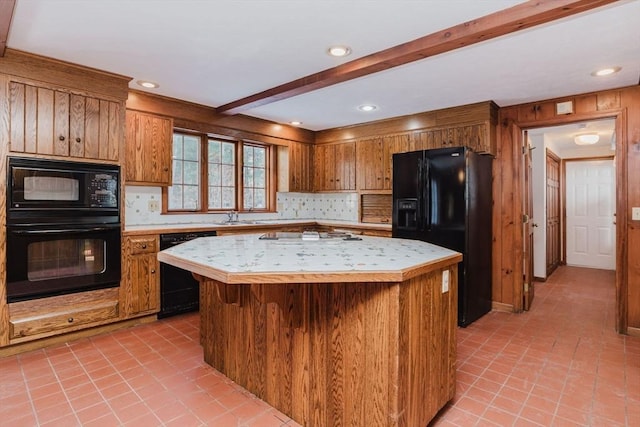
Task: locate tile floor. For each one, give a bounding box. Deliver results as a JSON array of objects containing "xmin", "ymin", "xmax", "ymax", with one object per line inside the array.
[{"xmin": 0, "ymin": 265, "xmax": 638, "ymax": 426}]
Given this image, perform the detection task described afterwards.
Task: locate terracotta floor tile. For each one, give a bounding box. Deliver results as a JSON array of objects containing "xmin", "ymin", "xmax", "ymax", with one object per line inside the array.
[{"xmin": 2, "ymin": 266, "xmax": 638, "ymax": 427}]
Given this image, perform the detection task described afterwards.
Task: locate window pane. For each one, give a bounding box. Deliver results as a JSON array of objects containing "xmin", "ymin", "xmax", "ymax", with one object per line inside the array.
[
  {"xmin": 254, "ymin": 148, "xmax": 266, "ymax": 167},
  {"xmin": 243, "ymin": 166, "xmax": 254, "ymax": 187},
  {"xmin": 184, "ymin": 136, "xmax": 200, "ymax": 161},
  {"xmin": 255, "ymin": 168, "xmax": 265, "ymax": 188},
  {"xmin": 254, "ymin": 189, "xmax": 266, "ymax": 209},
  {"xmin": 243, "ymin": 188, "xmax": 253, "ymax": 210},
  {"xmin": 208, "ymin": 139, "xmax": 236, "ymax": 211},
  {"xmin": 184, "ymin": 161, "xmax": 199, "ymax": 185},
  {"xmin": 168, "ymin": 132, "xmax": 200, "ymax": 211},
  {"xmin": 244, "ymin": 146, "xmax": 254, "ymax": 166},
  {"xmin": 222, "ymin": 144, "xmax": 234, "ymax": 164},
  {"xmin": 183, "ymin": 185, "xmax": 199, "ymax": 210}
]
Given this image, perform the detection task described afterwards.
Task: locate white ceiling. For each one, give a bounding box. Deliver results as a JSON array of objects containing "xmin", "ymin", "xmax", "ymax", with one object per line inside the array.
[{"xmin": 7, "ymin": 0, "xmax": 640, "ymax": 131}]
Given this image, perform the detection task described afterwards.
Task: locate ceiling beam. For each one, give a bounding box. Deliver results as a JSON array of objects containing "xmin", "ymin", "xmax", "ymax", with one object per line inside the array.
[
  {"xmin": 217, "ymin": 0, "xmax": 619, "ymax": 115},
  {"xmin": 0, "ymin": 0, "xmax": 16, "ymax": 57}
]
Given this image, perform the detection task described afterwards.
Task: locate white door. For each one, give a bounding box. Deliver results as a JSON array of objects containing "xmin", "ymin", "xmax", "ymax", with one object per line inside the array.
[{"xmin": 566, "ymin": 160, "xmax": 615, "ymax": 270}]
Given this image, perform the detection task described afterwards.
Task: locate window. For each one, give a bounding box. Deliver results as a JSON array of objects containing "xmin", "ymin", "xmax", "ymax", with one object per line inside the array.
[
  {"xmin": 243, "ymin": 144, "xmax": 267, "ymax": 210},
  {"xmin": 165, "ymin": 131, "xmax": 274, "ymax": 212}
]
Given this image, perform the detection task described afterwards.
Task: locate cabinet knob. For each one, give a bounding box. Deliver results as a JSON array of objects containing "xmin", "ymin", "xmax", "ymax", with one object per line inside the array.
[
  {"xmin": 163, "ymin": 167, "xmax": 169, "ymax": 172},
  {"xmin": 75, "ymin": 137, "xmax": 81, "ymax": 143},
  {"xmin": 67, "ymin": 317, "xmax": 74, "ymax": 323},
  {"xmin": 59, "ymin": 135, "xmax": 65, "ymax": 141},
  {"xmin": 141, "ymin": 244, "xmax": 147, "ymax": 249},
  {"xmin": 151, "ymin": 269, "xmax": 156, "ymax": 274}
]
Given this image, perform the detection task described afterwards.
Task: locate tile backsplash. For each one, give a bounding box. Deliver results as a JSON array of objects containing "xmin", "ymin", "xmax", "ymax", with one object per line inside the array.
[{"xmin": 124, "ymin": 186, "xmax": 358, "ymax": 226}]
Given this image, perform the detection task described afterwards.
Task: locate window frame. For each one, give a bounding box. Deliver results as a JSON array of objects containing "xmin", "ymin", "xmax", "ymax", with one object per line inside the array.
[{"xmin": 162, "ymin": 131, "xmax": 277, "ymax": 214}]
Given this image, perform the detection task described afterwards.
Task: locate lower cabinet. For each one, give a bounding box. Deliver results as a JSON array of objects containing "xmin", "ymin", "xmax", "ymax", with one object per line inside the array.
[
  {"xmin": 122, "ymin": 235, "xmax": 160, "ymax": 316},
  {"xmin": 7, "ymin": 288, "xmax": 120, "ymax": 343}
]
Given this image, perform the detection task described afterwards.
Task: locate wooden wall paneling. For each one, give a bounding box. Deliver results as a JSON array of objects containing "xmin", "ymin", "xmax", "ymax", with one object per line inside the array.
[
  {"xmin": 8, "ymin": 81, "xmax": 24, "ymax": 152},
  {"xmin": 0, "ymin": 75, "xmax": 9, "ymax": 346}
]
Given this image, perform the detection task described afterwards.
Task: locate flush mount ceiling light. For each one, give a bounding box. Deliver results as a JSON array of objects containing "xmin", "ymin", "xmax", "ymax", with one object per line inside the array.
[
  {"xmin": 289, "ymin": 121, "xmax": 303, "ymax": 126},
  {"xmin": 136, "ymin": 80, "xmax": 159, "ymax": 89},
  {"xmin": 327, "ymin": 45, "xmax": 351, "ymax": 57},
  {"xmin": 358, "ymin": 104, "xmax": 377, "ymax": 112},
  {"xmin": 574, "ymin": 133, "xmax": 600, "ymax": 145},
  {"xmin": 591, "ymin": 66, "xmax": 621, "ymax": 77}
]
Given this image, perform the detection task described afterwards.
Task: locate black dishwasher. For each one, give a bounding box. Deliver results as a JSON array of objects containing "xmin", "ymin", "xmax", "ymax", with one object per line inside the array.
[{"xmin": 158, "ymin": 231, "xmax": 217, "ymax": 318}]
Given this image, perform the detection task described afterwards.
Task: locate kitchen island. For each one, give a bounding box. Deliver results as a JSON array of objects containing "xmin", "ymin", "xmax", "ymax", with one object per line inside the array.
[{"xmin": 157, "ymin": 233, "xmax": 462, "ymax": 427}]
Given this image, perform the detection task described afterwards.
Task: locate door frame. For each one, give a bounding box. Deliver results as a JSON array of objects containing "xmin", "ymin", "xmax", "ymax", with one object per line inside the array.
[{"xmin": 515, "ymin": 109, "xmax": 627, "ymax": 333}]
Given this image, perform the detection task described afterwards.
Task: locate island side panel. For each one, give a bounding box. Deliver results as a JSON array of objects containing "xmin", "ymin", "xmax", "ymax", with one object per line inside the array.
[{"xmin": 198, "ymin": 264, "xmax": 457, "ymax": 427}]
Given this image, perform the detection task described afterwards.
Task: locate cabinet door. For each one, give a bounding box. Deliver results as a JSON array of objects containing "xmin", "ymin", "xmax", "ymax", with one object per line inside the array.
[
  {"xmin": 129, "ymin": 254, "xmax": 159, "ymax": 314},
  {"xmin": 356, "ymin": 138, "xmax": 384, "ymax": 190},
  {"xmin": 383, "ymin": 134, "xmax": 409, "ymax": 190},
  {"xmin": 125, "ymin": 111, "xmax": 173, "ymax": 185},
  {"xmin": 289, "ymin": 142, "xmax": 312, "ymax": 192},
  {"xmin": 335, "ymin": 142, "xmax": 355, "ymax": 190},
  {"xmin": 123, "ymin": 236, "xmax": 160, "ymax": 316},
  {"xmin": 8, "ymin": 81, "xmax": 121, "ymax": 161}
]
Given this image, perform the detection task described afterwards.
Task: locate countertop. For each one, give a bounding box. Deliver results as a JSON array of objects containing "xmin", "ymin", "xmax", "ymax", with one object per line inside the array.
[
  {"xmin": 124, "ymin": 219, "xmax": 391, "ymax": 235},
  {"xmin": 156, "ymin": 232, "xmax": 461, "ymax": 284}
]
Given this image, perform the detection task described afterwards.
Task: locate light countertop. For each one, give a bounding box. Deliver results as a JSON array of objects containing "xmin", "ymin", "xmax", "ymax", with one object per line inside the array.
[
  {"xmin": 157, "ymin": 233, "xmax": 461, "ymax": 284},
  {"xmin": 124, "ymin": 219, "xmax": 391, "ymax": 235}
]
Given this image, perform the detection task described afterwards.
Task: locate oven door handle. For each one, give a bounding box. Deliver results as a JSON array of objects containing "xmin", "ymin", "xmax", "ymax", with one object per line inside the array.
[{"xmin": 10, "ymin": 226, "xmax": 120, "ymax": 235}]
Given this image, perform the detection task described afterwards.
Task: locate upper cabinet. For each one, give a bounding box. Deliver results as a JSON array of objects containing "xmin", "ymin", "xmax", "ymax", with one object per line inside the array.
[
  {"xmin": 288, "ymin": 141, "xmax": 312, "ymax": 192},
  {"xmin": 8, "ymin": 81, "xmax": 123, "ymax": 161},
  {"xmin": 356, "ymin": 134, "xmax": 410, "ymax": 191},
  {"xmin": 313, "ymin": 142, "xmax": 355, "ymax": 191},
  {"xmin": 125, "ymin": 110, "xmax": 173, "ymax": 186}
]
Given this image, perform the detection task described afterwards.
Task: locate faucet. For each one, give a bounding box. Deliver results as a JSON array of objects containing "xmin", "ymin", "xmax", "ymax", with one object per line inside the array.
[{"xmin": 226, "ymin": 211, "xmax": 239, "ymax": 222}]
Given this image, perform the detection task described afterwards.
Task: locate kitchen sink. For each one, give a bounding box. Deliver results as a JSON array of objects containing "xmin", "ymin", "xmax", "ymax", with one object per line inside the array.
[{"xmin": 218, "ymin": 220, "xmax": 267, "ymax": 225}]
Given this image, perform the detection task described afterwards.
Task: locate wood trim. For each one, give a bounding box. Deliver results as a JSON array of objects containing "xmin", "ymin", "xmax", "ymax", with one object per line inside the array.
[
  {"xmin": 0, "ymin": 49, "xmax": 131, "ymax": 100},
  {"xmin": 0, "ymin": 74, "xmax": 8, "ymax": 346},
  {"xmin": 217, "ymin": 0, "xmax": 617, "ymax": 114},
  {"xmin": 0, "ymin": 0, "xmax": 16, "ymax": 56},
  {"xmin": 491, "ymin": 301, "xmax": 514, "ymax": 313},
  {"xmin": 126, "ymin": 90, "xmax": 314, "ymax": 145}
]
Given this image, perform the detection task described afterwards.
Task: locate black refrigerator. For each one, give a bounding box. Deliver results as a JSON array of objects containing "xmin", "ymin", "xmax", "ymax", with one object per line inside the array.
[{"xmin": 392, "ymin": 146, "xmax": 492, "ymax": 327}]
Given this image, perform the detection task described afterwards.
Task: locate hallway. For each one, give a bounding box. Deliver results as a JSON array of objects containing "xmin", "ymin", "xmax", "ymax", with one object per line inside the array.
[{"xmin": 0, "ymin": 266, "xmax": 638, "ymax": 426}]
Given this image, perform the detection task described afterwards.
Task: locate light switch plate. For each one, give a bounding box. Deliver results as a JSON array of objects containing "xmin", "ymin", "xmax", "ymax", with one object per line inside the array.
[
  {"xmin": 632, "ymin": 207, "xmax": 640, "ymax": 221},
  {"xmin": 442, "ymin": 270, "xmax": 450, "ymax": 293}
]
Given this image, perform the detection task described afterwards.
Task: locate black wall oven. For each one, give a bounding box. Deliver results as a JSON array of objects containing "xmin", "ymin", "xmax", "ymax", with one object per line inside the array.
[{"xmin": 6, "ymin": 157, "xmax": 121, "ymax": 302}]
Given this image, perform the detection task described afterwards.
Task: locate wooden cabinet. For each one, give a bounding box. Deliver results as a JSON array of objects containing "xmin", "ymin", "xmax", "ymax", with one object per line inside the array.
[
  {"xmin": 356, "ymin": 134, "xmax": 410, "ymax": 191},
  {"xmin": 122, "ymin": 235, "xmax": 160, "ymax": 316},
  {"xmin": 289, "ymin": 141, "xmax": 312, "ymax": 192},
  {"xmin": 8, "ymin": 81, "xmax": 123, "ymax": 161},
  {"xmin": 125, "ymin": 110, "xmax": 173, "ymax": 185},
  {"xmin": 313, "ymin": 142, "xmax": 355, "ymax": 191},
  {"xmin": 7, "ymin": 288, "xmax": 120, "ymax": 343},
  {"xmin": 411, "ymin": 122, "xmax": 495, "ymax": 155}
]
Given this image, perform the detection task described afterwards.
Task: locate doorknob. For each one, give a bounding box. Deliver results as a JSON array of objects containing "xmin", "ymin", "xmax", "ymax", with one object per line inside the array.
[{"xmin": 532, "ymin": 223, "xmax": 539, "ymax": 227}]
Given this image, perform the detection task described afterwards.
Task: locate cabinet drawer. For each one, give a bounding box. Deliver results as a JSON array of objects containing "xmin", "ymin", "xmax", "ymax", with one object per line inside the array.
[
  {"xmin": 9, "ymin": 300, "xmax": 119, "ymax": 339},
  {"xmin": 129, "ymin": 237, "xmax": 158, "ymax": 254}
]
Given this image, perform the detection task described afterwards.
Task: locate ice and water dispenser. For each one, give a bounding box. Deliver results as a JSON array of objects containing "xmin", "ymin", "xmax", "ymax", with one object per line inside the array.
[{"xmin": 395, "ymin": 198, "xmax": 418, "ymax": 230}]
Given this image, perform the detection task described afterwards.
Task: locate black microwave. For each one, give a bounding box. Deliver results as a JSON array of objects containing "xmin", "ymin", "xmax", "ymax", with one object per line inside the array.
[{"xmin": 7, "ymin": 157, "xmax": 120, "ymax": 225}]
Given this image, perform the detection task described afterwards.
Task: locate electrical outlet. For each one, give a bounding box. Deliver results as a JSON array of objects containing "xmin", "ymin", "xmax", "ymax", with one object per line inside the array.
[
  {"xmin": 442, "ymin": 270, "xmax": 450, "ymax": 293},
  {"xmin": 148, "ymin": 200, "xmax": 160, "ymax": 212},
  {"xmin": 633, "ymin": 207, "xmax": 640, "ymax": 221}
]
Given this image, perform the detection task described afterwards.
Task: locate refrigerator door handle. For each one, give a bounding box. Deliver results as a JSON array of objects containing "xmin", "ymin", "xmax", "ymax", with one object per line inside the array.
[
  {"xmin": 417, "ymin": 158, "xmax": 424, "ymax": 230},
  {"xmin": 425, "ymin": 159, "xmax": 431, "ymax": 230}
]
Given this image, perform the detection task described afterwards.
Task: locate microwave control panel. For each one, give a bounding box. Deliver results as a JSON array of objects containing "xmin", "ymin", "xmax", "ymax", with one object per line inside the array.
[{"xmin": 89, "ymin": 173, "xmax": 118, "ymax": 207}]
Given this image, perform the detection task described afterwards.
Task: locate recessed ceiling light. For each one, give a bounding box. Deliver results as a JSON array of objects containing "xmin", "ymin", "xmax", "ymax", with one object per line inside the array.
[
  {"xmin": 591, "ymin": 67, "xmax": 621, "ymax": 77},
  {"xmin": 327, "ymin": 45, "xmax": 351, "ymax": 57},
  {"xmin": 290, "ymin": 121, "xmax": 303, "ymax": 126},
  {"xmin": 358, "ymin": 104, "xmax": 377, "ymax": 112},
  {"xmin": 136, "ymin": 80, "xmax": 159, "ymax": 88}
]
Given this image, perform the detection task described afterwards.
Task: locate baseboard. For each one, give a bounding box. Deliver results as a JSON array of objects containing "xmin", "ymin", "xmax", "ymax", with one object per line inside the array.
[
  {"xmin": 0, "ymin": 315, "xmax": 157, "ymax": 358},
  {"xmin": 492, "ymin": 301, "xmax": 513, "ymax": 313},
  {"xmin": 627, "ymin": 326, "xmax": 640, "ymax": 338},
  {"xmin": 534, "ymin": 276, "xmax": 547, "ymax": 282}
]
